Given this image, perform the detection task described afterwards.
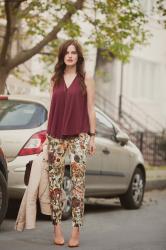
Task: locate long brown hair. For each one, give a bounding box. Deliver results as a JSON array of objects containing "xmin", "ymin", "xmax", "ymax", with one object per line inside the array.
[{"xmin": 51, "ymin": 39, "xmax": 86, "ymax": 95}]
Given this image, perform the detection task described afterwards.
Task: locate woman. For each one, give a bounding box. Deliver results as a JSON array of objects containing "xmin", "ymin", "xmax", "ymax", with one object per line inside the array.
[{"xmin": 46, "ymin": 39, "xmax": 96, "ymax": 247}]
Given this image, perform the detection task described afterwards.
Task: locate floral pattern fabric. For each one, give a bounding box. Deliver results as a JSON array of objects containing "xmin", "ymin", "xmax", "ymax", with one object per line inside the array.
[{"xmin": 47, "ymin": 132, "xmax": 90, "ymax": 227}]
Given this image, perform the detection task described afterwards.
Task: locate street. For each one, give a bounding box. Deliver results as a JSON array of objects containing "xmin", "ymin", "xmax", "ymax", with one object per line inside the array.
[{"xmin": 0, "ymin": 189, "xmax": 166, "ymax": 250}]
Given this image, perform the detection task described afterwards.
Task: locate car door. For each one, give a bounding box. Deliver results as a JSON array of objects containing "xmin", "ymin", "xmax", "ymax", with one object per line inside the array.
[
  {"xmin": 85, "ymin": 137, "xmax": 103, "ymax": 196},
  {"xmin": 96, "ymin": 111, "xmax": 131, "ymax": 194}
]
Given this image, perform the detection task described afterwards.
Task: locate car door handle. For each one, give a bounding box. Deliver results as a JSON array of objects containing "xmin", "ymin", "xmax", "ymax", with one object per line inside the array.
[{"xmin": 102, "ymin": 148, "xmax": 110, "ymax": 154}]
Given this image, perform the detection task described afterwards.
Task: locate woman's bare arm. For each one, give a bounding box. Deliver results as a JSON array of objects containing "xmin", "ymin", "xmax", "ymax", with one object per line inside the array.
[
  {"xmin": 47, "ymin": 80, "xmax": 54, "ymax": 120},
  {"xmin": 85, "ymin": 73, "xmax": 96, "ymax": 155},
  {"xmin": 85, "ymin": 73, "xmax": 96, "ymax": 135}
]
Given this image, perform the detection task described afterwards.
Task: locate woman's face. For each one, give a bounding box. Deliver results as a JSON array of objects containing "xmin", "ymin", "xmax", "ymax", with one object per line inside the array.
[{"xmin": 64, "ymin": 44, "xmax": 78, "ymax": 67}]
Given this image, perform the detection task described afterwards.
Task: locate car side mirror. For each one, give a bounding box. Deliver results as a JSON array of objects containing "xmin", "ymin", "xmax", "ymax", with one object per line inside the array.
[{"xmin": 116, "ymin": 131, "xmax": 129, "ymax": 145}]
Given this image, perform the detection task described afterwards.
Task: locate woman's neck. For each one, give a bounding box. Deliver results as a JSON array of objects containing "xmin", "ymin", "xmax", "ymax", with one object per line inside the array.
[{"xmin": 64, "ymin": 65, "xmax": 77, "ymax": 75}]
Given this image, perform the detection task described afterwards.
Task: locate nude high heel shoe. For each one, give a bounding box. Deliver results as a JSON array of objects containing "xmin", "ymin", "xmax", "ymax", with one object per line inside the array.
[
  {"xmin": 68, "ymin": 226, "xmax": 80, "ymax": 247},
  {"xmin": 53, "ymin": 224, "xmax": 65, "ymax": 245}
]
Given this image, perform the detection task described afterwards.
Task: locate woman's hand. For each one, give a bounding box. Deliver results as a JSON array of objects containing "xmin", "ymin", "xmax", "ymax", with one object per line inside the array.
[{"xmin": 88, "ymin": 136, "xmax": 96, "ymax": 156}]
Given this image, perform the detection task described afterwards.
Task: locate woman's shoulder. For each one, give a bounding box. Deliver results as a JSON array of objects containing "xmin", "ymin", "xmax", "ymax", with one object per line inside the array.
[{"xmin": 85, "ymin": 72, "xmax": 93, "ymax": 80}]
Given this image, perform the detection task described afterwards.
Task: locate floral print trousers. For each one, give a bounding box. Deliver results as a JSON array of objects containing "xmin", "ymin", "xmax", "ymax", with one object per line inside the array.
[{"xmin": 47, "ymin": 132, "xmax": 90, "ymax": 227}]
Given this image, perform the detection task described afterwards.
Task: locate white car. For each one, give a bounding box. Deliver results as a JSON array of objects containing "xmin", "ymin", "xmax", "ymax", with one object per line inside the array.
[{"xmin": 0, "ymin": 94, "xmax": 146, "ymax": 219}]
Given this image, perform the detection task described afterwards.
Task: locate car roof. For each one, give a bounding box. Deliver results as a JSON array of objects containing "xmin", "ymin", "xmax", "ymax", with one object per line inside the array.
[{"xmin": 2, "ymin": 94, "xmax": 50, "ymax": 109}]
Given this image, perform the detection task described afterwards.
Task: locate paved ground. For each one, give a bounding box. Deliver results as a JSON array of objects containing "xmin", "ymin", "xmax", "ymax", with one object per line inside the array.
[{"xmin": 0, "ymin": 189, "xmax": 166, "ymax": 250}]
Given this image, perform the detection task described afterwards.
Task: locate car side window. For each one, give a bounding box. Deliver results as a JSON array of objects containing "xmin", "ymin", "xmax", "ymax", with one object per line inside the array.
[{"xmin": 96, "ymin": 111, "xmax": 116, "ymax": 142}]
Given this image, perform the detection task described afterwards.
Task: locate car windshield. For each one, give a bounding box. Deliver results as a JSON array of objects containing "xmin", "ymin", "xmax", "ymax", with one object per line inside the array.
[
  {"xmin": 96, "ymin": 110, "xmax": 117, "ymax": 140},
  {"xmin": 0, "ymin": 100, "xmax": 47, "ymax": 130}
]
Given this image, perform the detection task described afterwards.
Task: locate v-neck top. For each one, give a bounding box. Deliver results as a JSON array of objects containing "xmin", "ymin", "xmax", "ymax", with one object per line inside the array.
[
  {"xmin": 63, "ymin": 74, "xmax": 77, "ymax": 89},
  {"xmin": 47, "ymin": 74, "xmax": 90, "ymax": 139}
]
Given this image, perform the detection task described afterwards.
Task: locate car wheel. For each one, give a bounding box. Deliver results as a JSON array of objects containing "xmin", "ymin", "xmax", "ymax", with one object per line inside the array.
[
  {"xmin": 0, "ymin": 171, "xmax": 8, "ymax": 225},
  {"xmin": 62, "ymin": 175, "xmax": 72, "ymax": 220},
  {"xmin": 119, "ymin": 168, "xmax": 145, "ymax": 209}
]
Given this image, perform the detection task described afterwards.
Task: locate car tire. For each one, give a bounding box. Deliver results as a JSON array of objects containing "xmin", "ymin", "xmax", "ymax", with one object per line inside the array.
[
  {"xmin": 62, "ymin": 172, "xmax": 72, "ymax": 220},
  {"xmin": 0, "ymin": 171, "xmax": 8, "ymax": 225},
  {"xmin": 119, "ymin": 168, "xmax": 145, "ymax": 209}
]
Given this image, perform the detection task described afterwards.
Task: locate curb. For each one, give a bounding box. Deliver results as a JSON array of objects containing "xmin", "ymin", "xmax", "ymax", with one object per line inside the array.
[
  {"xmin": 145, "ymin": 168, "xmax": 166, "ymax": 191},
  {"xmin": 145, "ymin": 180, "xmax": 166, "ymax": 191}
]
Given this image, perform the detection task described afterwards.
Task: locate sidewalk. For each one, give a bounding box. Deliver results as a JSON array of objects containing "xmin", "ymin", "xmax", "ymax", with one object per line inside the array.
[{"xmin": 145, "ymin": 166, "xmax": 166, "ymax": 191}]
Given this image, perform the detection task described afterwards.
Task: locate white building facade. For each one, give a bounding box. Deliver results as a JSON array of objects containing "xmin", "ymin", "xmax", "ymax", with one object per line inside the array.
[{"xmin": 95, "ymin": 0, "xmax": 166, "ymax": 131}]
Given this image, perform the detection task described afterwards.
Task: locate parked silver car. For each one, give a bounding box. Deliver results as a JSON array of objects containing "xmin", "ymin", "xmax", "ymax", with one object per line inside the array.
[{"xmin": 0, "ymin": 95, "xmax": 146, "ymax": 219}]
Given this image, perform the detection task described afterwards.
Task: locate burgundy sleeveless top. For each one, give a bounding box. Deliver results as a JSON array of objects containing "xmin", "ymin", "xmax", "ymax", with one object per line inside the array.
[{"xmin": 47, "ymin": 74, "xmax": 90, "ymax": 139}]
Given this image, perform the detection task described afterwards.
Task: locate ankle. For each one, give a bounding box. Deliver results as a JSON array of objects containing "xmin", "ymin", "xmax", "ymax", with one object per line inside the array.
[
  {"xmin": 54, "ymin": 223, "xmax": 63, "ymax": 232},
  {"xmin": 55, "ymin": 222, "xmax": 61, "ymax": 228},
  {"xmin": 71, "ymin": 226, "xmax": 80, "ymax": 236},
  {"xmin": 73, "ymin": 226, "xmax": 79, "ymax": 231}
]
